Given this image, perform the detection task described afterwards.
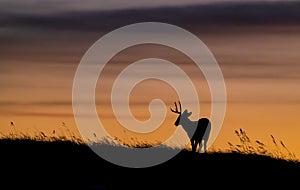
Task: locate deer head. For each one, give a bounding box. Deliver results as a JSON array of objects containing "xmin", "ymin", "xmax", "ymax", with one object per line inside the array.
[
  {"xmin": 170, "ymin": 101, "xmax": 193, "ymax": 126},
  {"xmin": 170, "ymin": 101, "xmax": 182, "ymax": 126}
]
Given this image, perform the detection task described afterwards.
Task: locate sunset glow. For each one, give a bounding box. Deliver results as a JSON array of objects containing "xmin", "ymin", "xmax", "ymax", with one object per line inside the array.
[{"xmin": 1, "ymin": 1, "xmax": 300, "ymax": 159}]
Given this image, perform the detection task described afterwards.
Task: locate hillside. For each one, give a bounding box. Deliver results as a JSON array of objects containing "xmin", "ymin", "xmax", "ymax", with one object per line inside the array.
[{"xmin": 0, "ymin": 138, "xmax": 299, "ymax": 189}]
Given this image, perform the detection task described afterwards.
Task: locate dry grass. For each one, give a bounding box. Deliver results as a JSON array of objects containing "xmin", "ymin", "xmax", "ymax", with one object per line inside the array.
[
  {"xmin": 1, "ymin": 124, "xmax": 298, "ymax": 162},
  {"xmin": 227, "ymin": 128, "xmax": 298, "ymax": 162},
  {"xmin": 0, "ymin": 126, "xmax": 83, "ymax": 145}
]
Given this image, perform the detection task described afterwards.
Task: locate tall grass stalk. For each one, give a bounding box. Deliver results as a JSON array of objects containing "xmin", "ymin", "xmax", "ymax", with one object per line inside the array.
[{"xmin": 227, "ymin": 128, "xmax": 298, "ymax": 162}]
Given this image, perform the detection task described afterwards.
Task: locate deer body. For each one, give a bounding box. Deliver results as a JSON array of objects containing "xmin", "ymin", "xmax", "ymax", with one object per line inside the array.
[{"xmin": 171, "ymin": 101, "xmax": 211, "ymax": 153}]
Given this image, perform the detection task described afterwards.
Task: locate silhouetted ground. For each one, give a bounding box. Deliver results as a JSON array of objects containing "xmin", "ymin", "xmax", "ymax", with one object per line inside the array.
[{"xmin": 0, "ymin": 139, "xmax": 299, "ymax": 189}]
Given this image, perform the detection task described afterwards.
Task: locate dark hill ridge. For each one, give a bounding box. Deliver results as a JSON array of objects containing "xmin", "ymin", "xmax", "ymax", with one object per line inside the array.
[{"xmin": 0, "ymin": 139, "xmax": 299, "ymax": 189}]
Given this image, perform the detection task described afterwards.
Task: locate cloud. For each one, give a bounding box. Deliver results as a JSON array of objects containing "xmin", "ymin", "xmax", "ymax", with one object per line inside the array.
[
  {"xmin": 1, "ymin": 1, "xmax": 299, "ymax": 62},
  {"xmin": 1, "ymin": 1, "xmax": 300, "ymax": 33},
  {"xmin": 1, "ymin": 1, "xmax": 289, "ymax": 15},
  {"xmin": 0, "ymin": 101, "xmax": 71, "ymax": 107}
]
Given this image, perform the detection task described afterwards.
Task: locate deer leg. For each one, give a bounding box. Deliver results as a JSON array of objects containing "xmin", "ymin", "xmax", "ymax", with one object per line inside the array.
[
  {"xmin": 203, "ymin": 141, "xmax": 207, "ymax": 153},
  {"xmin": 200, "ymin": 140, "xmax": 206, "ymax": 153},
  {"xmin": 195, "ymin": 140, "xmax": 200, "ymax": 152},
  {"xmin": 191, "ymin": 139, "xmax": 196, "ymax": 152},
  {"xmin": 198, "ymin": 140, "xmax": 207, "ymax": 153},
  {"xmin": 193, "ymin": 140, "xmax": 199, "ymax": 152}
]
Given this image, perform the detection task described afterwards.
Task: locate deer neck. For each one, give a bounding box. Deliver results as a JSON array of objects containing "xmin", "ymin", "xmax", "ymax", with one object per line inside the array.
[{"xmin": 178, "ymin": 116, "xmax": 197, "ymax": 139}]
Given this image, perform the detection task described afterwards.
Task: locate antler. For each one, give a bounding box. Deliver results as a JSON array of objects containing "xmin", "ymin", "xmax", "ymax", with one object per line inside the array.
[{"xmin": 170, "ymin": 101, "xmax": 182, "ymax": 114}]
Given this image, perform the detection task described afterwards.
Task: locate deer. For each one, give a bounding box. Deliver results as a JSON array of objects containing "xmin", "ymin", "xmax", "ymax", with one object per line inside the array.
[{"xmin": 170, "ymin": 101, "xmax": 211, "ymax": 153}]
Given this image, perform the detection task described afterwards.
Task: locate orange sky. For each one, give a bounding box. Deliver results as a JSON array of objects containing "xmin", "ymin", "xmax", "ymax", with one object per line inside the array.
[{"xmin": 0, "ymin": 2, "xmax": 300, "ymax": 158}]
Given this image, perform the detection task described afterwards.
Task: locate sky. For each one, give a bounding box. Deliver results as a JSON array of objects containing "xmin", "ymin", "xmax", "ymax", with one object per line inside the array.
[
  {"xmin": 0, "ymin": 0, "xmax": 300, "ymax": 157},
  {"xmin": 0, "ymin": 0, "xmax": 289, "ymax": 13}
]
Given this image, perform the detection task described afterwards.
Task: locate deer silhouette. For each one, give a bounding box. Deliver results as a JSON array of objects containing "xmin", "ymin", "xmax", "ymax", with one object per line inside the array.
[{"xmin": 170, "ymin": 101, "xmax": 211, "ymax": 153}]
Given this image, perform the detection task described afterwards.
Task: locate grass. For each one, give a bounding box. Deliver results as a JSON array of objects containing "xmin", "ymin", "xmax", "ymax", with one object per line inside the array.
[
  {"xmin": 1, "ymin": 126, "xmax": 298, "ymax": 163},
  {"xmin": 226, "ymin": 128, "xmax": 298, "ymax": 162},
  {"xmin": 0, "ymin": 127, "xmax": 299, "ymax": 189}
]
